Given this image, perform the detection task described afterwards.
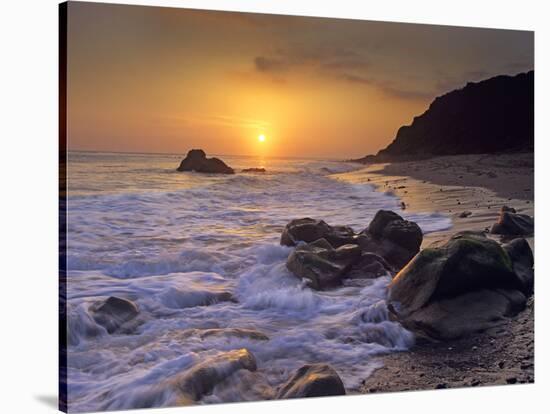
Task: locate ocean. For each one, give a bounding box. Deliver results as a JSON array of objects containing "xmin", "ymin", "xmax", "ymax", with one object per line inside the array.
[{"xmin": 64, "ymin": 151, "xmax": 452, "ymax": 411}]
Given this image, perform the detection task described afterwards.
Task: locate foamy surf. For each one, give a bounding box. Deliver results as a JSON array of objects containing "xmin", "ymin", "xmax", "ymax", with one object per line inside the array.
[{"xmin": 65, "ymin": 152, "xmax": 451, "ymax": 411}]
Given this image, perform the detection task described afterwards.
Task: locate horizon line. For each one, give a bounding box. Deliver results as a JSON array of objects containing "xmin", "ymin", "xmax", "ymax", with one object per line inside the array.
[{"xmin": 67, "ymin": 148, "xmax": 348, "ymax": 162}]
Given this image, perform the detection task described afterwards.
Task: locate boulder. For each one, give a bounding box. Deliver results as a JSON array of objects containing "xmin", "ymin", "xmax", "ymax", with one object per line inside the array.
[
  {"xmin": 89, "ymin": 296, "xmax": 139, "ymax": 334},
  {"xmin": 280, "ymin": 218, "xmax": 355, "ymax": 248},
  {"xmin": 346, "ymin": 252, "xmax": 394, "ymax": 279},
  {"xmin": 277, "ymin": 364, "xmax": 346, "ymax": 399},
  {"xmin": 177, "ymin": 349, "xmax": 257, "ymax": 401},
  {"xmin": 503, "ymin": 238, "xmax": 534, "ymax": 295},
  {"xmin": 281, "ymin": 211, "xmax": 423, "ymax": 283},
  {"xmin": 396, "ymin": 289, "xmax": 527, "ymax": 340},
  {"xmin": 387, "ymin": 231, "xmax": 532, "ymax": 340},
  {"xmin": 367, "ymin": 210, "xmax": 404, "ymax": 237},
  {"xmin": 356, "ymin": 210, "xmax": 422, "ymax": 269},
  {"xmin": 490, "ymin": 206, "xmax": 534, "ymax": 236},
  {"xmin": 286, "ymin": 239, "xmax": 361, "ymax": 290},
  {"xmin": 177, "ymin": 149, "xmax": 234, "ymax": 174}
]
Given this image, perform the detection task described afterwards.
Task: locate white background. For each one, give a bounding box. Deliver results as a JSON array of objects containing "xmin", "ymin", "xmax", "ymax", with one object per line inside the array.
[{"xmin": 0, "ymin": 0, "xmax": 548, "ymax": 413}]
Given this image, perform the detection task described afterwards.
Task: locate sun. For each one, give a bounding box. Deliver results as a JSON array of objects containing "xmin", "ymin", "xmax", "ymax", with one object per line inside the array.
[{"xmin": 258, "ymin": 134, "xmax": 266, "ymax": 143}]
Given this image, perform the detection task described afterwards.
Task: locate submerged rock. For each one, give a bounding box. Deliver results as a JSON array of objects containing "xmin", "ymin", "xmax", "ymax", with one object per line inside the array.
[
  {"xmin": 198, "ymin": 328, "xmax": 269, "ymax": 341},
  {"xmin": 280, "ymin": 218, "xmax": 355, "ymax": 248},
  {"xmin": 490, "ymin": 206, "xmax": 534, "ymax": 236},
  {"xmin": 176, "ymin": 149, "xmax": 234, "ymax": 174},
  {"xmin": 277, "ymin": 364, "xmax": 346, "ymax": 399},
  {"xmin": 177, "ymin": 349, "xmax": 257, "ymax": 401},
  {"xmin": 286, "ymin": 238, "xmax": 361, "ymax": 290},
  {"xmin": 89, "ymin": 296, "xmax": 139, "ymax": 334},
  {"xmin": 159, "ymin": 288, "xmax": 236, "ymax": 309},
  {"xmin": 357, "ymin": 210, "xmax": 423, "ymax": 269},
  {"xmin": 388, "ymin": 231, "xmax": 533, "ymax": 340}
]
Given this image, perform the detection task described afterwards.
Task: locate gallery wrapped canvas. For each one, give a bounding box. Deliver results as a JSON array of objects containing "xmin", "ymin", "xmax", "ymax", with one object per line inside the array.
[{"xmin": 59, "ymin": 1, "xmax": 534, "ymax": 412}]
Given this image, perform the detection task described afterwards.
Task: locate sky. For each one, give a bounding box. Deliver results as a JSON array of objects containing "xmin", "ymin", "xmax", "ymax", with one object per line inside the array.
[{"xmin": 66, "ymin": 2, "xmax": 534, "ymax": 158}]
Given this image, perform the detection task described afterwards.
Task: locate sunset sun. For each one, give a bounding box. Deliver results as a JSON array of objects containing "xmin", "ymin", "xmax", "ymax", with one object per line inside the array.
[{"xmin": 258, "ymin": 134, "xmax": 266, "ymax": 143}]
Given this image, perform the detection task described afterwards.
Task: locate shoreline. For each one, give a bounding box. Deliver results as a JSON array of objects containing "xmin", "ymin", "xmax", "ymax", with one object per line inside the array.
[
  {"xmin": 340, "ymin": 152, "xmax": 533, "ymax": 247},
  {"xmin": 340, "ymin": 152, "xmax": 535, "ymax": 393}
]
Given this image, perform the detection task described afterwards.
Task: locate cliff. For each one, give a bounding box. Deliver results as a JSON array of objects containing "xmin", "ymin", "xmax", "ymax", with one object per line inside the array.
[{"xmin": 353, "ymin": 71, "xmax": 534, "ymax": 163}]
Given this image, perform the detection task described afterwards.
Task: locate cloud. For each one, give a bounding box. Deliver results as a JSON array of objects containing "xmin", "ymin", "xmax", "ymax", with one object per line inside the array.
[
  {"xmin": 254, "ymin": 56, "xmax": 289, "ymax": 73},
  {"xmin": 342, "ymin": 73, "xmax": 433, "ymax": 100},
  {"xmin": 252, "ymin": 47, "xmax": 431, "ymax": 100},
  {"xmin": 341, "ymin": 72, "xmax": 432, "ymax": 100},
  {"xmin": 320, "ymin": 59, "xmax": 370, "ymax": 71},
  {"xmin": 252, "ymin": 46, "xmax": 367, "ymax": 75},
  {"xmin": 341, "ymin": 74, "xmax": 372, "ymax": 85}
]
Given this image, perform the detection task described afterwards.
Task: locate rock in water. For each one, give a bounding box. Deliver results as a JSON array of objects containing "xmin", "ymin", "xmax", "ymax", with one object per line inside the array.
[
  {"xmin": 286, "ymin": 239, "xmax": 361, "ymax": 290},
  {"xmin": 281, "ymin": 211, "xmax": 423, "ymax": 283},
  {"xmin": 177, "ymin": 349, "xmax": 257, "ymax": 401},
  {"xmin": 176, "ymin": 149, "xmax": 234, "ymax": 174},
  {"xmin": 367, "ymin": 210, "xmax": 404, "ymax": 237},
  {"xmin": 357, "ymin": 210, "xmax": 423, "ymax": 269},
  {"xmin": 89, "ymin": 296, "xmax": 139, "ymax": 334},
  {"xmin": 388, "ymin": 231, "xmax": 533, "ymax": 340},
  {"xmin": 280, "ymin": 218, "xmax": 355, "ymax": 248},
  {"xmin": 490, "ymin": 206, "xmax": 534, "ymax": 236},
  {"xmin": 277, "ymin": 364, "xmax": 346, "ymax": 399},
  {"xmin": 198, "ymin": 328, "xmax": 269, "ymax": 341},
  {"xmin": 346, "ymin": 252, "xmax": 394, "ymax": 279},
  {"xmin": 241, "ymin": 167, "xmax": 266, "ymax": 173}
]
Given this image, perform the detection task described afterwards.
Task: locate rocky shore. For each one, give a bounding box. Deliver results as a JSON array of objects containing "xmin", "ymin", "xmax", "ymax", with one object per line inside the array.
[
  {"xmin": 361, "ymin": 295, "xmax": 534, "ymax": 393},
  {"xmin": 338, "ymin": 152, "xmax": 535, "ymax": 393},
  {"xmin": 76, "ymin": 151, "xmax": 534, "ymax": 404}
]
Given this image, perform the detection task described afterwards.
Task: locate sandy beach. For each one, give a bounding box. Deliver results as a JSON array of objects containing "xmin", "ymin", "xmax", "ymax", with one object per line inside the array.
[
  {"xmin": 341, "ymin": 152, "xmax": 535, "ymax": 393},
  {"xmin": 342, "ymin": 152, "xmax": 533, "ymax": 247}
]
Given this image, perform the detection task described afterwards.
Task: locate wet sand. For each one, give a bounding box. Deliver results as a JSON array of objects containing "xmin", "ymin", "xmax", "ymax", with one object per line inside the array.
[
  {"xmin": 340, "ymin": 152, "xmax": 535, "ymax": 394},
  {"xmin": 341, "ymin": 152, "xmax": 534, "ymax": 247}
]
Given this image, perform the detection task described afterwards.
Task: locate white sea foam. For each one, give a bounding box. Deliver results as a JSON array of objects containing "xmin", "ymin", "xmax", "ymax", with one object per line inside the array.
[{"xmin": 65, "ymin": 152, "xmax": 450, "ymax": 411}]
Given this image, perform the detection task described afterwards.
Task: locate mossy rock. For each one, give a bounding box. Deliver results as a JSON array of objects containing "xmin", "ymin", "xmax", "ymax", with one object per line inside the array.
[
  {"xmin": 390, "ymin": 232, "xmax": 522, "ymax": 316},
  {"xmin": 388, "ymin": 231, "xmax": 533, "ymax": 340}
]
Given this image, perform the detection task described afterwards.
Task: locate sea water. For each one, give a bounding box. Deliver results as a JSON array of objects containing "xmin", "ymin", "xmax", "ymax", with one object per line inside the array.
[{"xmin": 64, "ymin": 151, "xmax": 452, "ymax": 411}]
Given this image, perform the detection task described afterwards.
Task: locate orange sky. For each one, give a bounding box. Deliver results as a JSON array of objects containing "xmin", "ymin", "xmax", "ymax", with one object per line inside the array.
[{"xmin": 66, "ymin": 2, "xmax": 533, "ymax": 158}]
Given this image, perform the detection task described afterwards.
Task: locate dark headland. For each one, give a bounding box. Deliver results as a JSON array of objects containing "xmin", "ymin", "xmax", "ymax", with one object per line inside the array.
[{"xmin": 351, "ymin": 71, "xmax": 534, "ymax": 164}]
